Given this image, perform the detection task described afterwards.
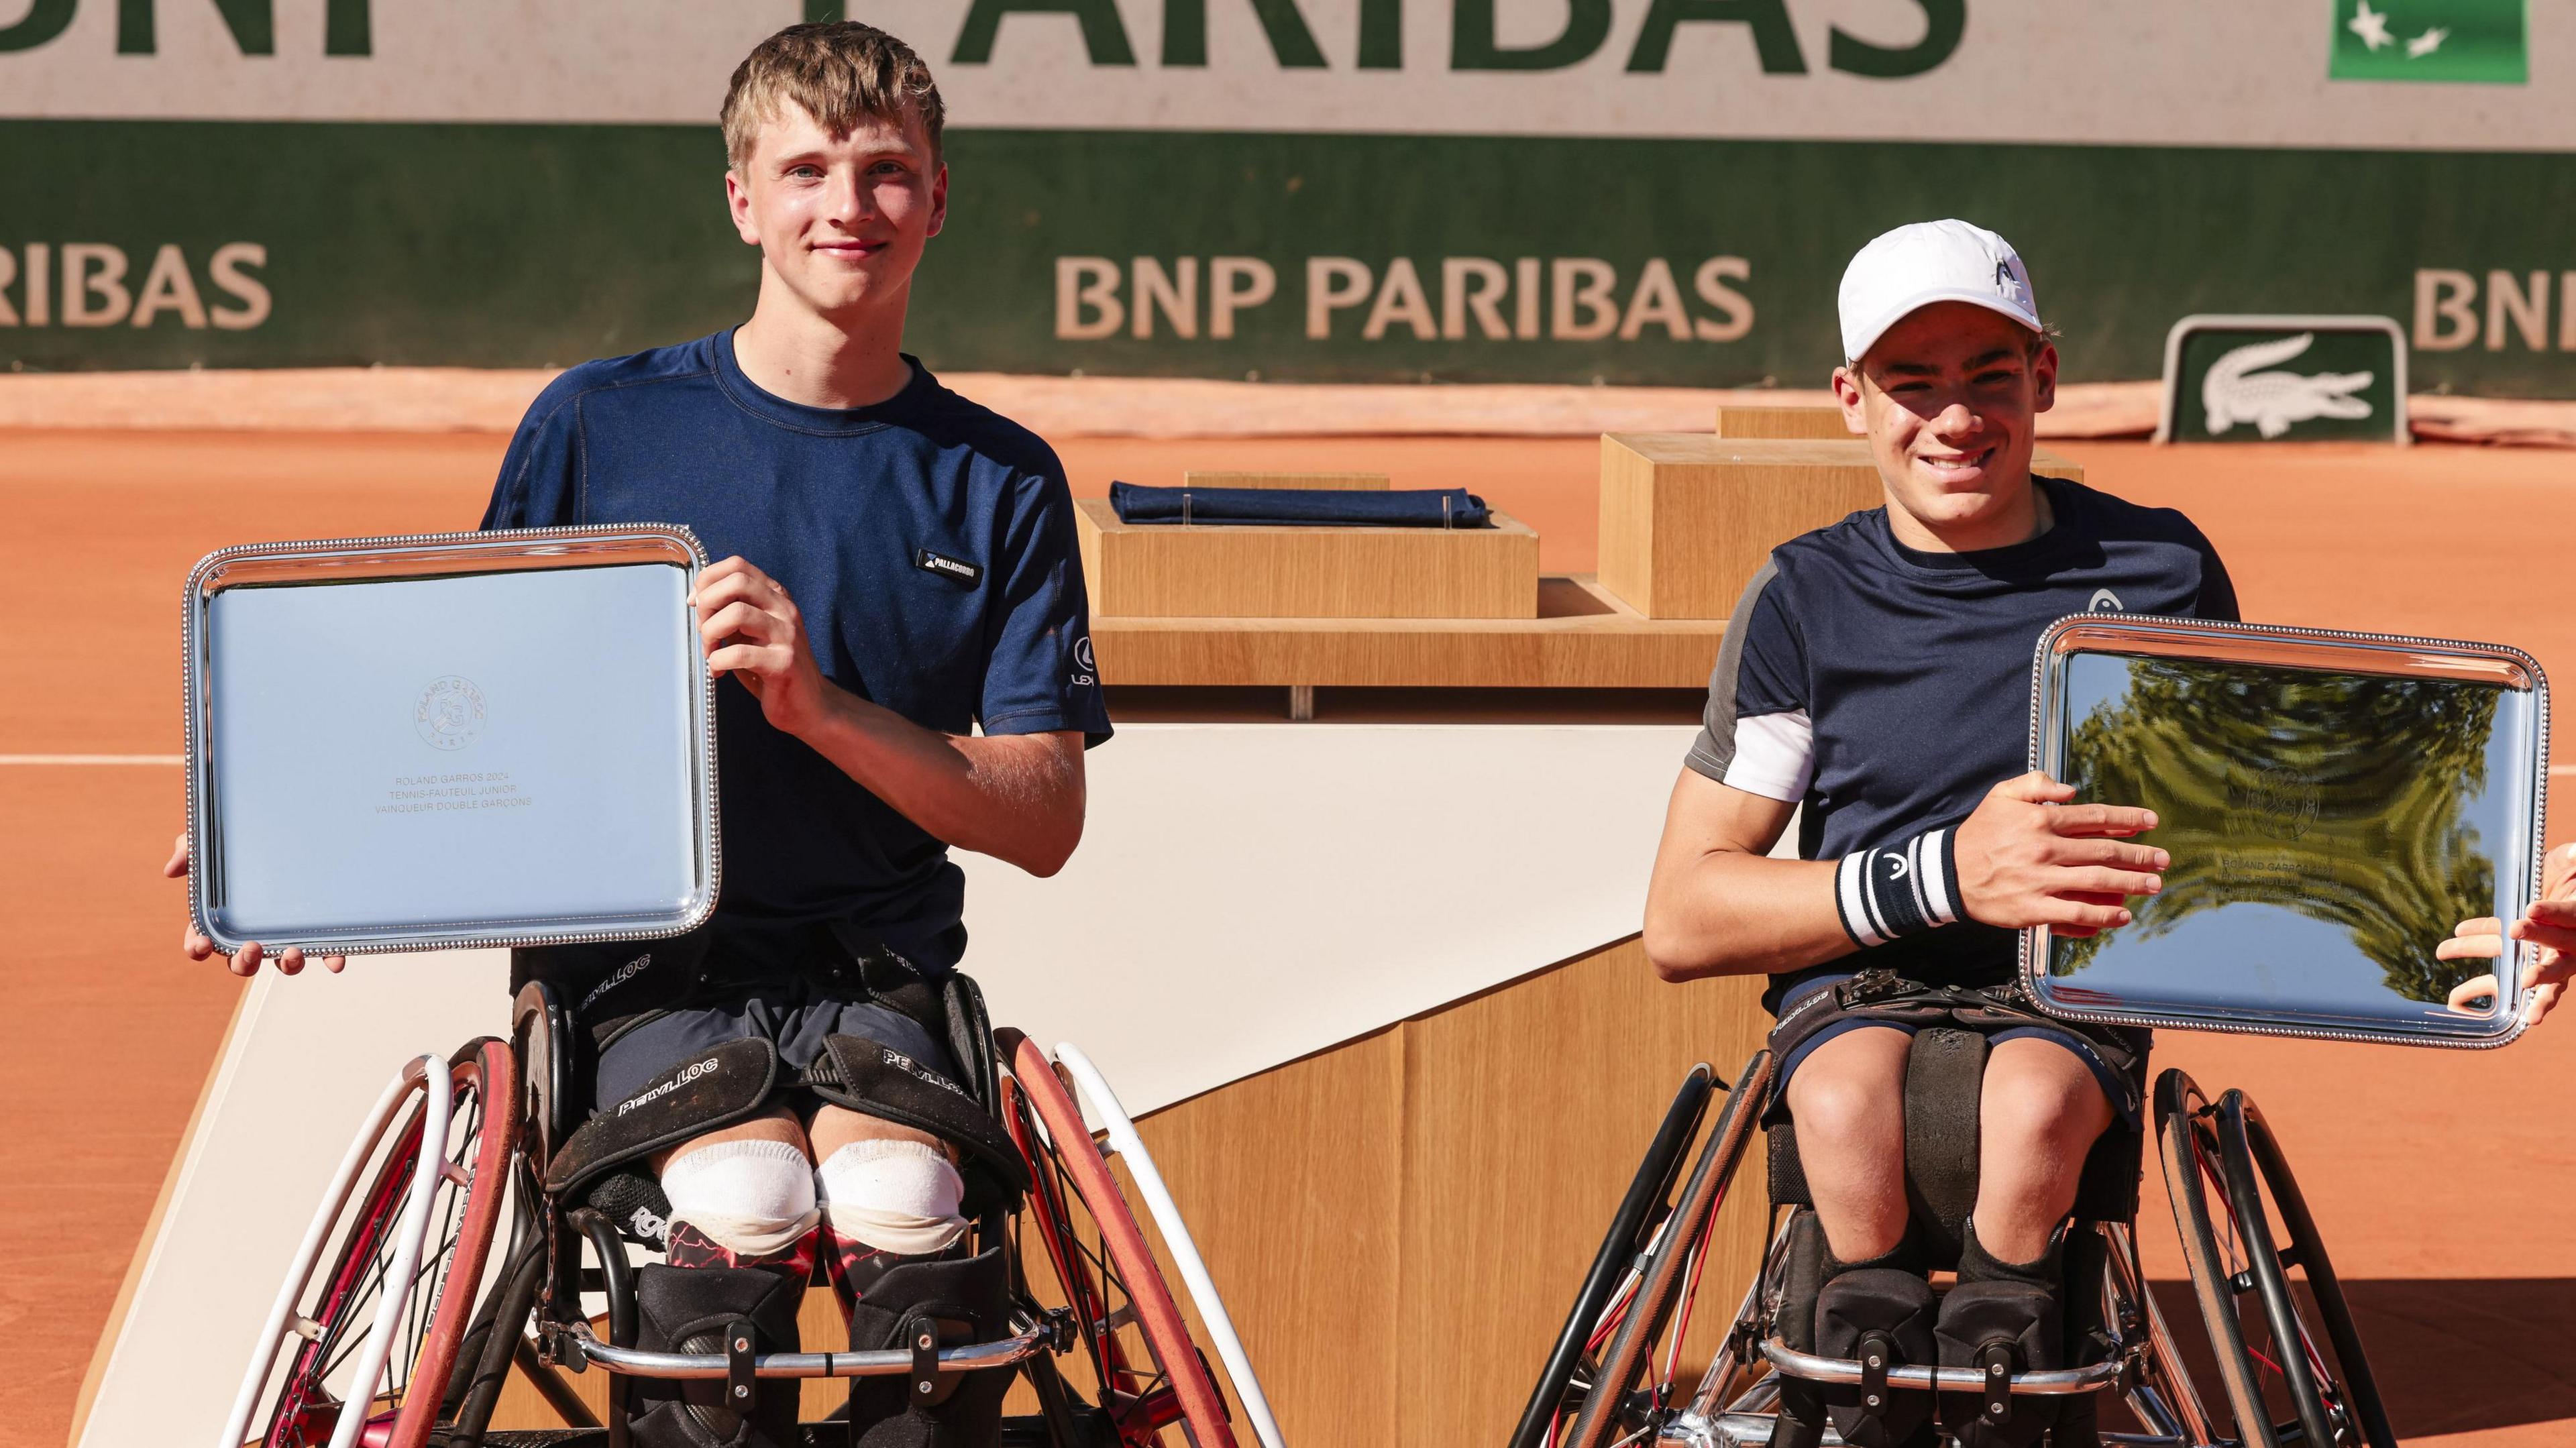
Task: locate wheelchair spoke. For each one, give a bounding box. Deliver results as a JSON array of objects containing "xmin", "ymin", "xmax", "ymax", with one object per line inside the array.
[
  {"xmin": 1010, "ymin": 1081, "xmax": 1180, "ymax": 1442},
  {"xmin": 248, "ymin": 1044, "xmax": 518, "ymax": 1448}
]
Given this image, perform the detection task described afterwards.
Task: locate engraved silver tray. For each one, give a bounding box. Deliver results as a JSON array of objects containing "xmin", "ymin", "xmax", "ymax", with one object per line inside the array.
[
  {"xmin": 184, "ymin": 525, "xmax": 720, "ymax": 956},
  {"xmin": 2026, "ymin": 615, "xmax": 2548, "ymax": 1048}
]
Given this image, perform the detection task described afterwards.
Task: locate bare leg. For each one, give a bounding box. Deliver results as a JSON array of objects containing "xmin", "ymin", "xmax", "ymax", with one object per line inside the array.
[
  {"xmin": 651, "ymin": 1105, "xmax": 808, "ymax": 1174},
  {"xmin": 643, "ymin": 1105, "xmax": 952, "ymax": 1174},
  {"xmin": 810, "ymin": 1103, "xmax": 956, "ymax": 1162},
  {"xmin": 1971, "ymin": 1038, "xmax": 2114, "ymax": 1264},
  {"xmin": 809, "ymin": 1103, "xmax": 968, "ymax": 1306},
  {"xmin": 1782, "ymin": 1027, "xmax": 1915, "ymax": 1264}
]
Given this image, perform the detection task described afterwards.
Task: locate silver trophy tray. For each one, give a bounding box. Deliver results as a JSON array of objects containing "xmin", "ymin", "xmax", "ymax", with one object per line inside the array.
[
  {"xmin": 184, "ymin": 525, "xmax": 720, "ymax": 956},
  {"xmin": 2027, "ymin": 615, "xmax": 2548, "ymax": 1048}
]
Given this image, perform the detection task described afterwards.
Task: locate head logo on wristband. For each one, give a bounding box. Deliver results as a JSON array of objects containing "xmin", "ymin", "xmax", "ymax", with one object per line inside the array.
[{"xmin": 1835, "ymin": 828, "xmax": 1962, "ymax": 948}]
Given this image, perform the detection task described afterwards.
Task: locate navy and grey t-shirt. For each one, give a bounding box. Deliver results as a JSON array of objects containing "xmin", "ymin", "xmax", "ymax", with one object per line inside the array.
[
  {"xmin": 481, "ymin": 330, "xmax": 1112, "ymax": 981},
  {"xmin": 1685, "ymin": 476, "xmax": 2237, "ymax": 1011}
]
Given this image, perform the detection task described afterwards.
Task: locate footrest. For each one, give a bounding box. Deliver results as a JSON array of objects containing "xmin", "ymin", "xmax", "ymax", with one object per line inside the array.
[
  {"xmin": 1759, "ymin": 1337, "xmax": 2122, "ymax": 1396},
  {"xmin": 561, "ymin": 1319, "xmax": 1045, "ymax": 1379}
]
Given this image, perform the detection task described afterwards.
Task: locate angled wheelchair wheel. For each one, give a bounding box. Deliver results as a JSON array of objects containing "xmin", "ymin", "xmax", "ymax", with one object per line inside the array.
[
  {"xmin": 1004, "ymin": 1034, "xmax": 1239, "ymax": 1448},
  {"xmin": 225, "ymin": 1038, "xmax": 521, "ymax": 1448},
  {"xmin": 1507, "ymin": 1063, "xmax": 1715, "ymax": 1448},
  {"xmin": 2157, "ymin": 1069, "xmax": 2396, "ymax": 1448},
  {"xmin": 1558, "ymin": 1049, "xmax": 1771, "ymax": 1448},
  {"xmin": 1053, "ymin": 1042, "xmax": 1288, "ymax": 1448}
]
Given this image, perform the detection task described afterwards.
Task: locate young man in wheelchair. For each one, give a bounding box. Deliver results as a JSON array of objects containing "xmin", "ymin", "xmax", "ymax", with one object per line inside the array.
[
  {"xmin": 1642, "ymin": 220, "xmax": 2569, "ymax": 1448},
  {"xmin": 171, "ymin": 22, "xmax": 1108, "ymax": 1447}
]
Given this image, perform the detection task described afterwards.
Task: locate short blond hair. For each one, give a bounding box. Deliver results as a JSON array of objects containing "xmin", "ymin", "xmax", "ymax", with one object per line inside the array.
[{"xmin": 720, "ymin": 22, "xmax": 945, "ymax": 171}]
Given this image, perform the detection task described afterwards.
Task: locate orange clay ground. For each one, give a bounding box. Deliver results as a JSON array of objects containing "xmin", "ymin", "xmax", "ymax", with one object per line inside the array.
[{"xmin": 5, "ymin": 428, "xmax": 2573, "ymax": 1446}]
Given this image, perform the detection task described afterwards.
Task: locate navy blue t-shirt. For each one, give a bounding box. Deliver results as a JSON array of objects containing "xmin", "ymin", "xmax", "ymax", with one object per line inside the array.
[
  {"xmin": 1684, "ymin": 476, "xmax": 2237, "ymax": 1011},
  {"xmin": 481, "ymin": 330, "xmax": 1112, "ymax": 978}
]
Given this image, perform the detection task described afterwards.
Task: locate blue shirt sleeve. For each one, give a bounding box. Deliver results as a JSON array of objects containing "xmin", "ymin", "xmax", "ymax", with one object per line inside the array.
[
  {"xmin": 480, "ymin": 385, "xmax": 584, "ymax": 530},
  {"xmin": 976, "ymin": 457, "xmax": 1113, "ymax": 746},
  {"xmin": 2194, "ymin": 535, "xmax": 2241, "ymax": 622}
]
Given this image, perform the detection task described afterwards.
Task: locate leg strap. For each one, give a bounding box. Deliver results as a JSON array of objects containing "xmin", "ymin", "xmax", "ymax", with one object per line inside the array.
[
  {"xmin": 1937, "ymin": 1221, "xmax": 2068, "ymax": 1448},
  {"xmin": 1815, "ymin": 1269, "xmax": 1937, "ymax": 1448},
  {"xmin": 1770, "ymin": 1211, "xmax": 1831, "ymax": 1448},
  {"xmin": 804, "ymin": 1035, "xmax": 1028, "ymax": 1213},
  {"xmin": 627, "ymin": 1258, "xmax": 807, "ymax": 1448},
  {"xmin": 841, "ymin": 1244, "xmax": 1015, "ymax": 1448},
  {"xmin": 547, "ymin": 1038, "xmax": 780, "ymax": 1199}
]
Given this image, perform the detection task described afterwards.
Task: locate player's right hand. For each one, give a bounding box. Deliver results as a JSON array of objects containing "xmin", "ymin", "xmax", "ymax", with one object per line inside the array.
[
  {"xmin": 1951, "ymin": 771, "xmax": 2166, "ymax": 936},
  {"xmin": 164, "ymin": 832, "xmax": 346, "ymax": 977}
]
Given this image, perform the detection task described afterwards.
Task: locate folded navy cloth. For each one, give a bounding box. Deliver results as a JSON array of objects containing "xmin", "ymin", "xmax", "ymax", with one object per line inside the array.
[{"xmin": 1108, "ymin": 481, "xmax": 1491, "ymax": 528}]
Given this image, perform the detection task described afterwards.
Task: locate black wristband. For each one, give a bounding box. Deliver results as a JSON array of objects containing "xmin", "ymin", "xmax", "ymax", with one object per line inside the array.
[{"xmin": 1834, "ymin": 828, "xmax": 1962, "ymax": 949}]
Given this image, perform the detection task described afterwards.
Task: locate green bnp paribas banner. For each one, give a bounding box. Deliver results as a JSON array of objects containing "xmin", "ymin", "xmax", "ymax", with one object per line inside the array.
[{"xmin": 2, "ymin": 0, "xmax": 2569, "ymax": 395}]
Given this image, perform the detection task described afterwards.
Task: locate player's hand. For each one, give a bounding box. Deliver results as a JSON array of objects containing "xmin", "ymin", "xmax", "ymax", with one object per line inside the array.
[
  {"xmin": 692, "ymin": 556, "xmax": 831, "ymax": 737},
  {"xmin": 2436, "ymin": 841, "xmax": 2576, "ymax": 1025},
  {"xmin": 162, "ymin": 832, "xmax": 345, "ymax": 977},
  {"xmin": 1952, "ymin": 771, "xmax": 2166, "ymax": 936}
]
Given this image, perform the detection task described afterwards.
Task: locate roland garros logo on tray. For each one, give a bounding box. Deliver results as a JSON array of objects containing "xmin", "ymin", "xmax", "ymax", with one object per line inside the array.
[{"xmin": 413, "ymin": 675, "xmax": 486, "ymax": 751}]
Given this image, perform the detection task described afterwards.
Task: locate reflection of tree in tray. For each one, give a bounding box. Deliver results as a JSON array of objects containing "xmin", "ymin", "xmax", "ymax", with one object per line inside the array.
[{"xmin": 2057, "ymin": 657, "xmax": 2496, "ymax": 1004}]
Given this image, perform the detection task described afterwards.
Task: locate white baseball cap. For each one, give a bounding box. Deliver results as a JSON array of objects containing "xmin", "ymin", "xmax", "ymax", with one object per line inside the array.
[{"xmin": 1837, "ymin": 219, "xmax": 2043, "ymax": 364}]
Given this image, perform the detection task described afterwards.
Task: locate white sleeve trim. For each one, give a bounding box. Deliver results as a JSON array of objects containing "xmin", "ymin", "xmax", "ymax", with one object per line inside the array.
[{"xmin": 1720, "ymin": 709, "xmax": 1815, "ymax": 803}]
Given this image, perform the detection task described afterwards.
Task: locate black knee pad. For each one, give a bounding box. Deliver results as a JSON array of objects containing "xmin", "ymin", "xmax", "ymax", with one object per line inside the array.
[
  {"xmin": 1815, "ymin": 1268, "xmax": 1937, "ymax": 1448},
  {"xmin": 1935, "ymin": 1281, "xmax": 2063, "ymax": 1448},
  {"xmin": 841, "ymin": 1243, "xmax": 1014, "ymax": 1448},
  {"xmin": 628, "ymin": 1262, "xmax": 806, "ymax": 1448}
]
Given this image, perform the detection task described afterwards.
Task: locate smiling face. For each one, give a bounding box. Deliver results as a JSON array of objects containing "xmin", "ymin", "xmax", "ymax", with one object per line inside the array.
[
  {"xmin": 724, "ymin": 97, "xmax": 947, "ymax": 329},
  {"xmin": 1833, "ymin": 301, "xmax": 2059, "ymax": 551}
]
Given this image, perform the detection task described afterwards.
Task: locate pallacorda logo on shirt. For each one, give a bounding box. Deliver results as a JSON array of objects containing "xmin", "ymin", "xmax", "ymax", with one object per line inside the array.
[{"xmin": 915, "ymin": 549, "xmax": 983, "ymax": 584}]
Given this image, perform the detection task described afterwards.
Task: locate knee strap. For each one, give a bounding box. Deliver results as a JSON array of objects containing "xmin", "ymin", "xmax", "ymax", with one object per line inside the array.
[
  {"xmin": 1902, "ymin": 1027, "xmax": 1986, "ymax": 1270},
  {"xmin": 804, "ymin": 1036, "xmax": 1027, "ymax": 1212},
  {"xmin": 548, "ymin": 1038, "xmax": 781, "ymax": 1199}
]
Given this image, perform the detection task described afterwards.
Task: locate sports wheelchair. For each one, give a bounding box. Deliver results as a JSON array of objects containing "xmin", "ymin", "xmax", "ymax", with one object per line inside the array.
[
  {"xmin": 222, "ymin": 977, "xmax": 1289, "ymax": 1448},
  {"xmin": 1512, "ymin": 1036, "xmax": 2394, "ymax": 1448}
]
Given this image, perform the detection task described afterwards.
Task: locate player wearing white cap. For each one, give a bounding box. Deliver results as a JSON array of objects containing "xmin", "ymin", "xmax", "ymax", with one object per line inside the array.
[
  {"xmin": 1646, "ymin": 219, "xmax": 2571, "ymax": 1447},
  {"xmin": 1643, "ymin": 220, "xmax": 2216, "ymax": 1448}
]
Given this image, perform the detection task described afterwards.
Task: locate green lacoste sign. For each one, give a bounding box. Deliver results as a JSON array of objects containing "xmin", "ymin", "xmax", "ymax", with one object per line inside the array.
[
  {"xmin": 2330, "ymin": 0, "xmax": 2525, "ymax": 84},
  {"xmin": 2159, "ymin": 316, "xmax": 2409, "ymax": 444}
]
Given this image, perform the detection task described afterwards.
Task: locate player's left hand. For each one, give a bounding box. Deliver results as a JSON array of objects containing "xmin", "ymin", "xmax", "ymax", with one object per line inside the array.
[
  {"xmin": 693, "ymin": 557, "xmax": 832, "ymax": 737},
  {"xmin": 2436, "ymin": 841, "xmax": 2576, "ymax": 1025}
]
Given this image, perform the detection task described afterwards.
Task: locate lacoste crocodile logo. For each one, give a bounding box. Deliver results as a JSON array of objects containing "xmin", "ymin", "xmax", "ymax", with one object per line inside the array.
[{"xmin": 2202, "ymin": 333, "xmax": 2373, "ymax": 439}]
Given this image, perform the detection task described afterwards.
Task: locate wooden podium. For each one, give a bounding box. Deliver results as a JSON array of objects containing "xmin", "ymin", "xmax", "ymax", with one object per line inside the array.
[{"xmin": 1602, "ymin": 410, "xmax": 2088, "ymax": 619}]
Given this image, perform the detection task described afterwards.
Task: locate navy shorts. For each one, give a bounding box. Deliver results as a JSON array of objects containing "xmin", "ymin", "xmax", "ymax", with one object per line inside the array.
[
  {"xmin": 589, "ymin": 977, "xmax": 959, "ymax": 1119},
  {"xmin": 1769, "ymin": 974, "xmax": 2144, "ymax": 1131}
]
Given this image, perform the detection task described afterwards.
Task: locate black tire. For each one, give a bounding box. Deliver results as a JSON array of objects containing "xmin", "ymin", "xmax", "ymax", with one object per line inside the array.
[
  {"xmin": 1508, "ymin": 1064, "xmax": 1716, "ymax": 1448},
  {"xmin": 433, "ymin": 1162, "xmax": 549, "ymax": 1443},
  {"xmin": 2157, "ymin": 1070, "xmax": 2396, "ymax": 1448},
  {"xmin": 1560, "ymin": 1050, "xmax": 1772, "ymax": 1448}
]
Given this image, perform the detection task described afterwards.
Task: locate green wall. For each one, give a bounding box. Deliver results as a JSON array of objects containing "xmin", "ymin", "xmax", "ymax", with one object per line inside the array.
[{"xmin": 7, "ymin": 119, "xmax": 2575, "ymax": 395}]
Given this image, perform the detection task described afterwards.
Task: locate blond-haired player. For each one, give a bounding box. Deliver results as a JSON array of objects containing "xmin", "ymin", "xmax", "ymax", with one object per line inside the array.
[{"xmin": 176, "ymin": 23, "xmax": 1105, "ymax": 1447}]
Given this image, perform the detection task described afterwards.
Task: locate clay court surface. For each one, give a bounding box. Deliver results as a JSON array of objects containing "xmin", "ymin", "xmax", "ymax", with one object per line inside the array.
[{"xmin": 7, "ymin": 425, "xmax": 2574, "ymax": 1446}]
